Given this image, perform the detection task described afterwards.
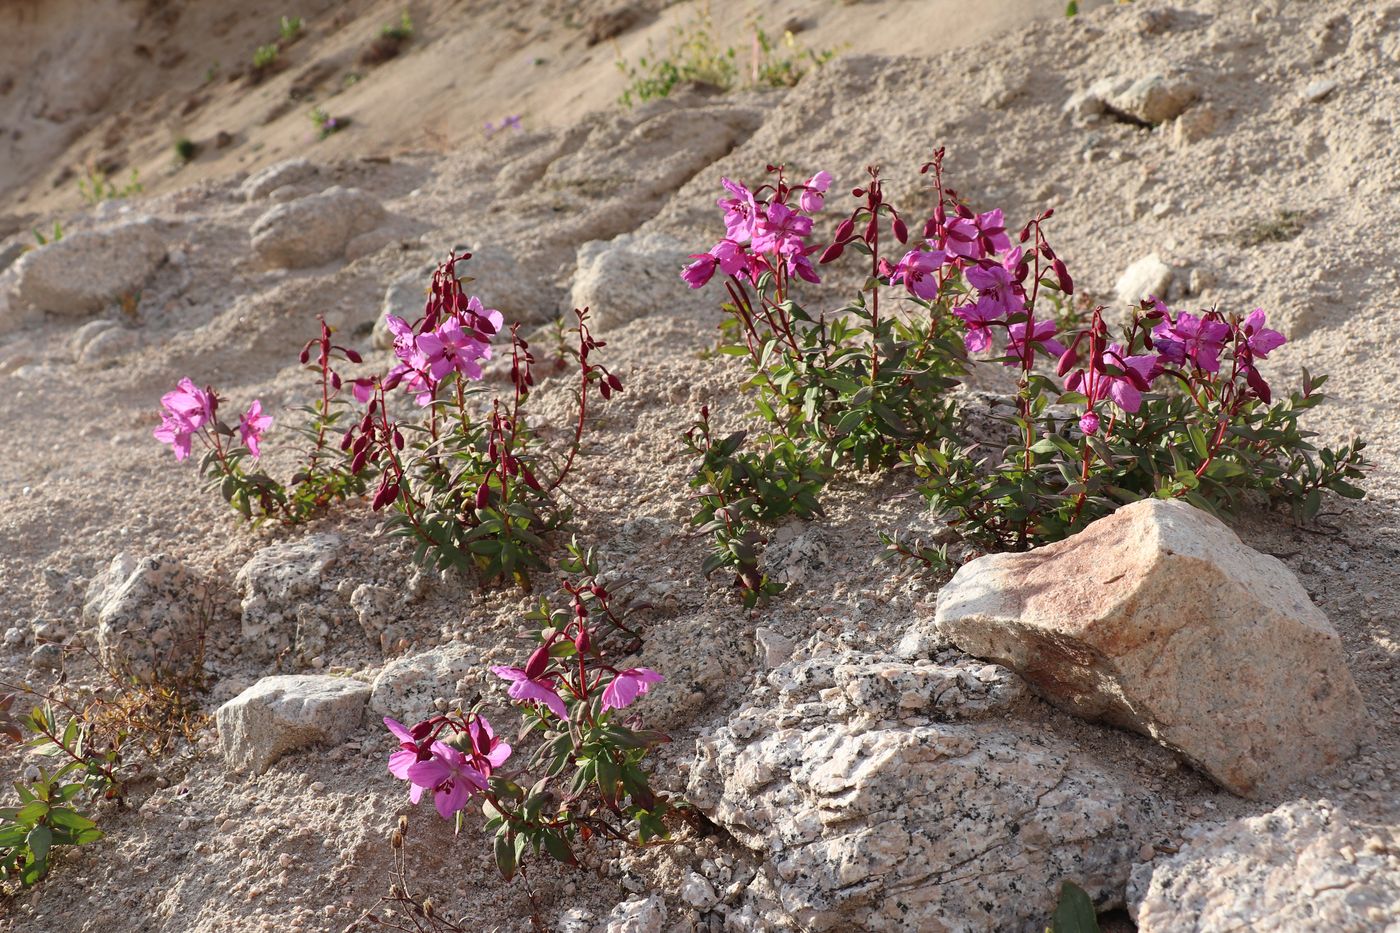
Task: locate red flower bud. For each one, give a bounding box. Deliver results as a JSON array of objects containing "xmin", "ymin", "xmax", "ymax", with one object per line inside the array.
[
  {"xmin": 340, "ymin": 429, "xmax": 355, "ymax": 451},
  {"xmin": 343, "ymin": 348, "xmax": 363, "ymax": 364},
  {"xmin": 524, "ymin": 643, "xmax": 551, "ymax": 680},
  {"xmin": 474, "ymin": 481, "xmax": 490, "ymax": 510},
  {"xmin": 1056, "ymin": 347, "xmax": 1078, "ymax": 377},
  {"xmin": 1052, "ymin": 258, "xmax": 1074, "ymax": 295},
  {"xmin": 818, "ymin": 241, "xmax": 845, "ymax": 264},
  {"xmin": 393, "ymin": 429, "xmax": 404, "ymax": 450},
  {"xmin": 350, "ymin": 448, "xmax": 369, "ymax": 475},
  {"xmin": 330, "ymin": 371, "xmax": 342, "ymax": 390},
  {"xmin": 573, "ymin": 627, "xmax": 591, "ymax": 654},
  {"xmin": 892, "ymin": 216, "xmax": 908, "ymax": 243},
  {"xmin": 833, "ymin": 217, "xmax": 855, "ymax": 242}
]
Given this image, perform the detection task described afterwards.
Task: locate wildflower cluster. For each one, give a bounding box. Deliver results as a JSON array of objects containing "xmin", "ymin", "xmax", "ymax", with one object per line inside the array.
[
  {"xmin": 156, "ymin": 252, "xmax": 618, "ymax": 585},
  {"xmin": 685, "ymin": 147, "xmax": 1368, "ymax": 590},
  {"xmin": 154, "ymin": 317, "xmax": 368, "ymax": 524},
  {"xmin": 383, "ymin": 544, "xmax": 671, "ymax": 881}
]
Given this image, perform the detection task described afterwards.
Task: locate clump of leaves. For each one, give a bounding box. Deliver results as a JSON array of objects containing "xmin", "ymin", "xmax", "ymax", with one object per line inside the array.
[
  {"xmin": 1237, "ymin": 208, "xmax": 1306, "ymax": 247},
  {"xmin": 683, "ymin": 406, "xmax": 827, "ymax": 606},
  {"xmin": 251, "ymin": 43, "xmax": 280, "ymax": 73},
  {"xmin": 1048, "ymin": 880, "xmax": 1101, "ymax": 932},
  {"xmin": 362, "ymin": 11, "xmax": 414, "ymax": 65},
  {"xmin": 0, "ymin": 643, "xmax": 207, "ymax": 888},
  {"xmin": 173, "ymin": 137, "xmax": 198, "ymax": 164},
  {"xmin": 279, "ymin": 15, "xmax": 304, "ymax": 42},
  {"xmin": 617, "ymin": 9, "xmax": 834, "ymax": 107},
  {"xmin": 31, "ymin": 221, "xmax": 63, "ymax": 247},
  {"xmin": 382, "ymin": 10, "xmax": 413, "ymax": 41},
  {"xmin": 309, "ymin": 106, "xmax": 348, "ymax": 140},
  {"xmin": 77, "ymin": 166, "xmax": 142, "ymax": 205}
]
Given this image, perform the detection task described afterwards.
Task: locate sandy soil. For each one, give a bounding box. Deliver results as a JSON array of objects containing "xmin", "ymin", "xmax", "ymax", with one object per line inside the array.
[{"xmin": 0, "ymin": 0, "xmax": 1396, "ymax": 931}]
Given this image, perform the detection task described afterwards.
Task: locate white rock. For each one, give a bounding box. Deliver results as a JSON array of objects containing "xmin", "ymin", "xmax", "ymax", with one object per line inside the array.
[
  {"xmin": 569, "ymin": 232, "xmax": 708, "ymax": 331},
  {"xmin": 235, "ymin": 534, "xmax": 341, "ymax": 660},
  {"xmin": 370, "ymin": 643, "xmax": 478, "ymax": 721},
  {"xmin": 216, "ymin": 675, "xmax": 371, "ymax": 774},
  {"xmin": 754, "ymin": 627, "xmax": 796, "ymax": 669},
  {"xmin": 931, "ymin": 499, "xmax": 1368, "ymax": 798},
  {"xmin": 1303, "ymin": 79, "xmax": 1339, "ymax": 103},
  {"xmin": 13, "ymin": 220, "xmax": 165, "ymax": 315},
  {"xmin": 1129, "ymin": 801, "xmax": 1400, "ymax": 931},
  {"xmin": 689, "ymin": 652, "xmax": 1153, "ymax": 931},
  {"xmin": 600, "ymin": 894, "xmax": 666, "ymax": 933},
  {"xmin": 680, "ymin": 872, "xmax": 719, "ymax": 910},
  {"xmin": 241, "ymin": 158, "xmax": 321, "ymax": 201},
  {"xmin": 83, "ymin": 553, "xmax": 203, "ymax": 680},
  {"xmin": 1114, "ymin": 254, "xmax": 1173, "ymax": 306},
  {"xmin": 1110, "ymin": 74, "xmax": 1199, "ymax": 125},
  {"xmin": 250, "ymin": 187, "xmax": 386, "ymax": 268}
]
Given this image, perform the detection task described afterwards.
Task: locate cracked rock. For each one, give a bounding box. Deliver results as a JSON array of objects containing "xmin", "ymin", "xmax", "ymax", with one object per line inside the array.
[
  {"xmin": 235, "ymin": 534, "xmax": 341, "ymax": 661},
  {"xmin": 930, "ymin": 499, "xmax": 1368, "ymax": 797},
  {"xmin": 689, "ymin": 650, "xmax": 1156, "ymax": 931}
]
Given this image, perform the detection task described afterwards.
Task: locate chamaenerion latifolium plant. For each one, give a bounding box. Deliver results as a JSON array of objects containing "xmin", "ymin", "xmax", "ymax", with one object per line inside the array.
[
  {"xmin": 373, "ymin": 540, "xmax": 683, "ymax": 914},
  {"xmin": 681, "ymin": 146, "xmax": 1367, "ymax": 598},
  {"xmin": 154, "ymin": 252, "xmax": 621, "ymax": 587}
]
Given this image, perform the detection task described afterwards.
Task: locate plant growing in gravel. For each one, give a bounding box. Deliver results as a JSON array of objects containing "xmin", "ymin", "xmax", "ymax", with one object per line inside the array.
[
  {"xmin": 157, "ymin": 253, "xmax": 619, "ymax": 585},
  {"xmin": 251, "ymin": 43, "xmax": 280, "ymax": 72},
  {"xmin": 154, "ymin": 317, "xmax": 370, "ymax": 524},
  {"xmin": 685, "ymin": 147, "xmax": 1368, "ymax": 586},
  {"xmin": 77, "ymin": 166, "xmax": 142, "ymax": 205},
  {"xmin": 309, "ymin": 106, "xmax": 348, "ymax": 140},
  {"xmin": 382, "ymin": 10, "xmax": 414, "ymax": 41},
  {"xmin": 0, "ymin": 648, "xmax": 206, "ymax": 887},
  {"xmin": 279, "ymin": 15, "xmax": 304, "ymax": 42},
  {"xmin": 379, "ymin": 546, "xmax": 677, "ymax": 897},
  {"xmin": 345, "ymin": 253, "xmax": 621, "ymax": 584},
  {"xmin": 616, "ymin": 9, "xmax": 834, "ymax": 107},
  {"xmin": 173, "ymin": 136, "xmax": 198, "ymax": 164},
  {"xmin": 31, "ymin": 221, "xmax": 62, "ymax": 246},
  {"xmin": 909, "ymin": 298, "xmax": 1368, "ymax": 555}
]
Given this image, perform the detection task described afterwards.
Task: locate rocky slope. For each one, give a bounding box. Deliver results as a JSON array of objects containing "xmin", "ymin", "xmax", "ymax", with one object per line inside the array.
[{"xmin": 0, "ymin": 1, "xmax": 1397, "ymax": 931}]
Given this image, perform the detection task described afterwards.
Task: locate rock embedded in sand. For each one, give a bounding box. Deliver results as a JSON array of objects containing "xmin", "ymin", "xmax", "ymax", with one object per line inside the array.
[
  {"xmin": 1110, "ymin": 74, "xmax": 1200, "ymax": 126},
  {"xmin": 240, "ymin": 157, "xmax": 321, "ymax": 201},
  {"xmin": 216, "ymin": 674, "xmax": 371, "ymax": 774},
  {"xmin": 690, "ymin": 652, "xmax": 1156, "ymax": 932},
  {"xmin": 235, "ymin": 534, "xmax": 341, "ymax": 660},
  {"xmin": 13, "ymin": 220, "xmax": 165, "ymax": 315},
  {"xmin": 250, "ymin": 186, "xmax": 386, "ymax": 268},
  {"xmin": 568, "ymin": 232, "xmax": 710, "ymax": 332},
  {"xmin": 369, "ymin": 643, "xmax": 477, "ymax": 721},
  {"xmin": 1128, "ymin": 801, "xmax": 1400, "ymax": 931},
  {"xmin": 83, "ymin": 553, "xmax": 204, "ymax": 680},
  {"xmin": 1114, "ymin": 254, "xmax": 1174, "ymax": 305},
  {"xmin": 600, "ymin": 893, "xmax": 666, "ymax": 933},
  {"xmin": 931, "ymin": 498, "xmax": 1369, "ymax": 798}
]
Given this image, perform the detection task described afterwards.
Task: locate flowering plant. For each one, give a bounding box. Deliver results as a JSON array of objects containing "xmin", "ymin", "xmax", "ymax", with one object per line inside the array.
[
  {"xmin": 383, "ymin": 543, "xmax": 673, "ymax": 882},
  {"xmin": 156, "ymin": 252, "xmax": 618, "ymax": 584},
  {"xmin": 686, "ymin": 148, "xmax": 1368, "ymax": 582}
]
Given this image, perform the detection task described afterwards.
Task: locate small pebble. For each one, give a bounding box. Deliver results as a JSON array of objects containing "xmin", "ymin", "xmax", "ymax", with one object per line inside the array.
[{"xmin": 310, "ymin": 781, "xmax": 326, "ymax": 793}]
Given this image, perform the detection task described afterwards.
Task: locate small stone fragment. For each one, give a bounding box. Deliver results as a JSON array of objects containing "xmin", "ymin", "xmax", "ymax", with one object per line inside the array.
[
  {"xmin": 1115, "ymin": 254, "xmax": 1174, "ymax": 305},
  {"xmin": 1303, "ymin": 79, "xmax": 1339, "ymax": 103}
]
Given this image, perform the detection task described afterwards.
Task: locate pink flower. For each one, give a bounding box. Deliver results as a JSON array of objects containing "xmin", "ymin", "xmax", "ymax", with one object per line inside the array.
[
  {"xmin": 418, "ymin": 318, "xmax": 491, "ymax": 383},
  {"xmin": 1242, "ymin": 309, "xmax": 1286, "ymax": 358},
  {"xmin": 1079, "ymin": 411, "xmax": 1101, "ymax": 435},
  {"xmin": 1004, "ymin": 320, "xmax": 1066, "ymax": 367},
  {"xmin": 798, "ymin": 171, "xmax": 832, "ymax": 213},
  {"xmin": 751, "ymin": 202, "xmax": 813, "ymax": 258},
  {"xmin": 238, "ymin": 400, "xmax": 273, "ymax": 459},
  {"xmin": 1152, "ymin": 311, "xmax": 1230, "ymax": 374},
  {"xmin": 890, "ymin": 248, "xmax": 946, "ymax": 300},
  {"xmin": 600, "ymin": 668, "xmax": 663, "ymax": 712},
  {"xmin": 407, "ymin": 741, "xmax": 488, "ymax": 820},
  {"xmin": 718, "ymin": 178, "xmax": 758, "ymax": 242},
  {"xmin": 466, "ymin": 716, "xmax": 511, "ymax": 776},
  {"xmin": 942, "ymin": 209, "xmax": 1011, "ymax": 259},
  {"xmin": 1067, "ymin": 343, "xmax": 1157, "ymax": 413},
  {"xmin": 952, "ymin": 299, "xmax": 1000, "ymax": 353},
  {"xmin": 965, "ymin": 262, "xmax": 1024, "ymax": 317},
  {"xmin": 490, "ymin": 665, "xmax": 569, "ymax": 720},
  {"xmin": 787, "ymin": 251, "xmax": 821, "ymax": 284},
  {"xmin": 154, "ymin": 378, "xmax": 214, "ymax": 461},
  {"xmin": 384, "ymin": 717, "xmax": 433, "ymax": 804},
  {"xmin": 682, "ymin": 253, "xmax": 718, "ymax": 289},
  {"xmin": 351, "ymin": 379, "xmax": 375, "ymax": 404},
  {"xmin": 682, "ymin": 240, "xmax": 750, "ymax": 289}
]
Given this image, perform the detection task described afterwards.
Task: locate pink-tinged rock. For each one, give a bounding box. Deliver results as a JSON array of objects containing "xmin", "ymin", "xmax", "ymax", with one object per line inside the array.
[{"xmin": 932, "ymin": 498, "xmax": 1368, "ymax": 798}]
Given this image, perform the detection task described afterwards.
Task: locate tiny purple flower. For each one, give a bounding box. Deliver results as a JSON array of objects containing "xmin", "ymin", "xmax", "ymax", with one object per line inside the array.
[
  {"xmin": 238, "ymin": 400, "xmax": 273, "ymax": 459},
  {"xmin": 890, "ymin": 248, "xmax": 946, "ymax": 300},
  {"xmin": 491, "ymin": 665, "xmax": 569, "ymax": 720}
]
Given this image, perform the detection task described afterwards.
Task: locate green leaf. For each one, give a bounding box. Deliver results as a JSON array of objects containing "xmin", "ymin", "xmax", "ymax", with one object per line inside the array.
[
  {"xmin": 26, "ymin": 824, "xmax": 52, "ymax": 863},
  {"xmin": 1050, "ymin": 881, "xmax": 1099, "ymax": 932},
  {"xmin": 494, "ymin": 832, "xmax": 517, "ymax": 881}
]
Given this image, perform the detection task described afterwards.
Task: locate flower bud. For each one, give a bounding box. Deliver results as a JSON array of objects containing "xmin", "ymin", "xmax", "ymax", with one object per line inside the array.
[
  {"xmin": 1052, "ymin": 258, "xmax": 1074, "ymax": 295},
  {"xmin": 340, "ymin": 429, "xmax": 355, "ymax": 451},
  {"xmin": 607, "ymin": 373, "xmax": 623, "ymax": 393},
  {"xmin": 299, "ymin": 347, "xmax": 311, "ymax": 365},
  {"xmin": 1056, "ymin": 347, "xmax": 1078, "ymax": 376},
  {"xmin": 818, "ymin": 241, "xmax": 845, "ymax": 264},
  {"xmin": 331, "ymin": 371, "xmax": 342, "ymax": 390},
  {"xmin": 350, "ymin": 448, "xmax": 369, "ymax": 475},
  {"xmin": 393, "ymin": 429, "xmax": 404, "ymax": 450},
  {"xmin": 1079, "ymin": 411, "xmax": 1100, "ymax": 436},
  {"xmin": 574, "ymin": 626, "xmax": 591, "ymax": 654},
  {"xmin": 343, "ymin": 348, "xmax": 363, "ymax": 364},
  {"xmin": 524, "ymin": 643, "xmax": 551, "ymax": 680},
  {"xmin": 833, "ymin": 217, "xmax": 855, "ymax": 242},
  {"xmin": 892, "ymin": 216, "xmax": 908, "ymax": 243}
]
